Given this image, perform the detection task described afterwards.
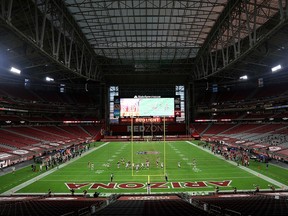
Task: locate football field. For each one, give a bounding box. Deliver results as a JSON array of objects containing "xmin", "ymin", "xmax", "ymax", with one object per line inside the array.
[{"xmin": 3, "ymin": 140, "xmax": 287, "ymax": 196}]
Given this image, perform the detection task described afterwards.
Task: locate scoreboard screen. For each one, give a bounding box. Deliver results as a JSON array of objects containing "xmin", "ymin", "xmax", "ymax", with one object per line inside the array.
[{"xmin": 120, "ymin": 98, "xmax": 174, "ymax": 117}]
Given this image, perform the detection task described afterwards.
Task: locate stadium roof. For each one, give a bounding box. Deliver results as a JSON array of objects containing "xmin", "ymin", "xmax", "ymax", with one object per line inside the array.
[{"xmin": 1, "ymin": 0, "xmax": 288, "ymax": 85}]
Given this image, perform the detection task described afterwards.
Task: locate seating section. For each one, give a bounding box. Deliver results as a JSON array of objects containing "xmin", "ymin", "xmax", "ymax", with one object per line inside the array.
[
  {"xmin": 59, "ymin": 126, "xmax": 91, "ymax": 139},
  {"xmin": 6, "ymin": 127, "xmax": 63, "ymax": 142},
  {"xmin": 0, "ymin": 129, "xmax": 39, "ymax": 148},
  {"xmin": 0, "ymin": 125, "xmax": 101, "ymax": 150},
  {"xmin": 204, "ymin": 124, "xmax": 234, "ymax": 135},
  {"xmin": 0, "ymin": 193, "xmax": 287, "ymax": 216},
  {"xmin": 222, "ymin": 124, "xmax": 263, "ymax": 135},
  {"xmin": 195, "ymin": 82, "xmax": 288, "ymax": 124},
  {"xmin": 82, "ymin": 125, "xmax": 102, "ymax": 137},
  {"xmin": 192, "ymin": 124, "xmax": 210, "ymax": 134},
  {"xmin": 0, "ymin": 196, "xmax": 106, "ymax": 216},
  {"xmin": 0, "ymin": 146, "xmax": 12, "ymax": 152},
  {"xmin": 191, "ymin": 122, "xmax": 288, "ymax": 153},
  {"xmin": 193, "ymin": 194, "xmax": 288, "ymax": 216},
  {"xmin": 96, "ymin": 196, "xmax": 211, "ymax": 216}
]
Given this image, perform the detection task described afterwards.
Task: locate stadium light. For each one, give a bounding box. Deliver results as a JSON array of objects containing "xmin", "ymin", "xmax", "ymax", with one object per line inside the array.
[
  {"xmin": 271, "ymin": 64, "xmax": 281, "ymax": 72},
  {"xmin": 45, "ymin": 76, "xmax": 54, "ymax": 82},
  {"xmin": 239, "ymin": 75, "xmax": 248, "ymax": 80},
  {"xmin": 10, "ymin": 67, "xmax": 21, "ymax": 74}
]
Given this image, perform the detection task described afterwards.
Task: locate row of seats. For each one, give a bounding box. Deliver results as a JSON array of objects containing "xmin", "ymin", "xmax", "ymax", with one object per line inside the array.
[
  {"xmin": 96, "ymin": 195, "xmax": 211, "ymax": 216},
  {"xmin": 193, "ymin": 123, "xmax": 288, "ymax": 137},
  {"xmin": 192, "ymin": 194, "xmax": 288, "ymax": 216},
  {"xmin": 191, "ymin": 123, "xmax": 288, "ymax": 149},
  {"xmin": 0, "ymin": 196, "xmax": 106, "ymax": 216},
  {"xmin": 0, "ymin": 125, "xmax": 102, "ymax": 151}
]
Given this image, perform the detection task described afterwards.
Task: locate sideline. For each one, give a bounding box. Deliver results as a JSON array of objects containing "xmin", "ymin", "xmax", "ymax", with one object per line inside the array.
[
  {"xmin": 186, "ymin": 141, "xmax": 288, "ymax": 189},
  {"xmin": 1, "ymin": 142, "xmax": 110, "ymax": 195}
]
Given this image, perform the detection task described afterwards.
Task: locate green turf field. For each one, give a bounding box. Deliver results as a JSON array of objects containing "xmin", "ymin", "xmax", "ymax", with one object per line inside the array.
[{"xmin": 1, "ymin": 141, "xmax": 288, "ymax": 196}]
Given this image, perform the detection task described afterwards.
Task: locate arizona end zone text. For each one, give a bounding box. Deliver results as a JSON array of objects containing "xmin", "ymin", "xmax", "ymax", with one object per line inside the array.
[
  {"xmin": 66, "ymin": 180, "xmax": 232, "ymax": 190},
  {"xmin": 127, "ymin": 125, "xmax": 168, "ymax": 132}
]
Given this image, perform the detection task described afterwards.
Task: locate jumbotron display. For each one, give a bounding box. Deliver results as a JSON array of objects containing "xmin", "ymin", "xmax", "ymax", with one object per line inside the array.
[{"xmin": 120, "ymin": 98, "xmax": 174, "ymax": 117}]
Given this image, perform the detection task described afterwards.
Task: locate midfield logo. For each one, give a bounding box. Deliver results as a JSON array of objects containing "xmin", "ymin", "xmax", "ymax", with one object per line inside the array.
[{"xmin": 65, "ymin": 180, "xmax": 232, "ymax": 190}]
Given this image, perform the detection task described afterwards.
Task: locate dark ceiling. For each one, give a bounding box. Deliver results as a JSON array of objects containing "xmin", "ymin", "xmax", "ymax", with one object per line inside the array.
[{"xmin": 0, "ymin": 0, "xmax": 288, "ymax": 87}]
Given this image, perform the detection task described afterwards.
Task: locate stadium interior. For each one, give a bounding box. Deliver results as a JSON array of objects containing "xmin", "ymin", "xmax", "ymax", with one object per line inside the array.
[{"xmin": 0, "ymin": 0, "xmax": 288, "ymax": 215}]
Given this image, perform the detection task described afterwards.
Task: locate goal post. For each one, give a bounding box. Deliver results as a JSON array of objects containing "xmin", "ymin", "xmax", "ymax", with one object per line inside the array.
[{"xmin": 130, "ymin": 116, "xmax": 167, "ymax": 181}]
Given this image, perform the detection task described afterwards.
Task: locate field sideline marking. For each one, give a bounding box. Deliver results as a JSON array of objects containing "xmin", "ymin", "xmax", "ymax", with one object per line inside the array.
[
  {"xmin": 186, "ymin": 141, "xmax": 288, "ymax": 189},
  {"xmin": 1, "ymin": 142, "xmax": 110, "ymax": 195}
]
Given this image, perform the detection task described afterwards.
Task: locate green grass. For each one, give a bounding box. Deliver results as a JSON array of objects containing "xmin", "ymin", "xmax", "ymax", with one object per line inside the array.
[
  {"xmin": 0, "ymin": 165, "xmax": 42, "ymax": 194},
  {"xmin": 1, "ymin": 141, "xmax": 287, "ymax": 196},
  {"xmin": 248, "ymin": 160, "xmax": 288, "ymax": 186}
]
